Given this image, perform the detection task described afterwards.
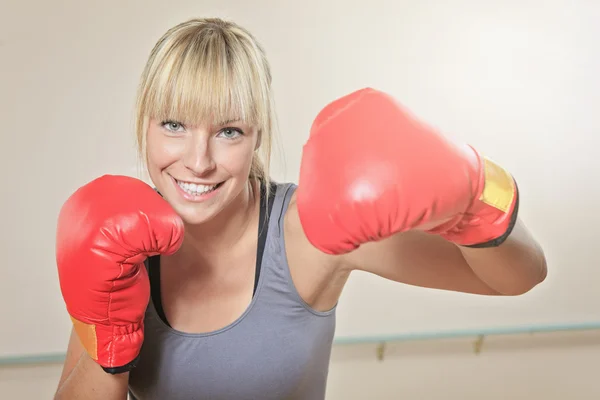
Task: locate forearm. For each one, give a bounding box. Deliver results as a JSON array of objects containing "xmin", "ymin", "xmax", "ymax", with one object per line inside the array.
[
  {"xmin": 458, "ymin": 218, "xmax": 547, "ymax": 295},
  {"xmin": 54, "ymin": 353, "xmax": 130, "ymax": 400}
]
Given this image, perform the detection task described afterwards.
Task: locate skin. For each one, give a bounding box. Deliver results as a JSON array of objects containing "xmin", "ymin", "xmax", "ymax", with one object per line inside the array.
[{"xmin": 55, "ymin": 115, "xmax": 547, "ymax": 399}]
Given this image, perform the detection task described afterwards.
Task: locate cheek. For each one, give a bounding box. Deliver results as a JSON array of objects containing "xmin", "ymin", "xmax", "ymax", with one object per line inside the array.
[
  {"xmin": 146, "ymin": 132, "xmax": 185, "ymax": 169},
  {"xmin": 212, "ymin": 141, "xmax": 256, "ymax": 176}
]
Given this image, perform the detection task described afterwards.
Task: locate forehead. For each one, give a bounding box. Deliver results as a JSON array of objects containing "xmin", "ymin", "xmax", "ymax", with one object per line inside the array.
[{"xmin": 139, "ymin": 27, "xmax": 270, "ymax": 133}]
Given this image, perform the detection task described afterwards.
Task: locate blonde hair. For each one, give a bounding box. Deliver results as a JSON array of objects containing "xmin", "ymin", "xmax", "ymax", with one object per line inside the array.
[{"xmin": 134, "ymin": 17, "xmax": 276, "ymax": 195}]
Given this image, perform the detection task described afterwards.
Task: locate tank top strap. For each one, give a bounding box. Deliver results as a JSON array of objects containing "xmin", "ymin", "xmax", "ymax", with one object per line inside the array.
[
  {"xmin": 264, "ymin": 181, "xmax": 297, "ymax": 255},
  {"xmin": 270, "ymin": 181, "xmax": 296, "ymax": 232},
  {"xmin": 252, "ymin": 181, "xmax": 330, "ymax": 316}
]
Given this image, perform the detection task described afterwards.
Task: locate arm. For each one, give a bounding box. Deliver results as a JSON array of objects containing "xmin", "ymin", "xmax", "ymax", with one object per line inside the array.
[
  {"xmin": 457, "ymin": 218, "xmax": 547, "ymax": 295},
  {"xmin": 295, "ymin": 87, "xmax": 548, "ymax": 297},
  {"xmin": 54, "ymin": 327, "xmax": 130, "ymax": 400},
  {"xmin": 342, "ymin": 217, "xmax": 547, "ymax": 296},
  {"xmin": 53, "ymin": 176, "xmax": 184, "ymax": 398}
]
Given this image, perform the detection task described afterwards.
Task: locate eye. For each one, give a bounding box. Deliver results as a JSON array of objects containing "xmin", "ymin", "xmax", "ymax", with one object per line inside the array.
[
  {"xmin": 218, "ymin": 127, "xmax": 243, "ymax": 140},
  {"xmin": 161, "ymin": 120, "xmax": 185, "ymax": 133}
]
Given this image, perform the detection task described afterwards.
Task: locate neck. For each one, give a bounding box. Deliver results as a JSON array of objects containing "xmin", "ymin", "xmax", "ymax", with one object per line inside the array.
[{"xmin": 182, "ymin": 180, "xmax": 261, "ymax": 259}]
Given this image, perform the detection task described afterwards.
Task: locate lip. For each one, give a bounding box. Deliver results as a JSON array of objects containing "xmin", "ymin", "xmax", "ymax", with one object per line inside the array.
[{"xmin": 170, "ymin": 175, "xmax": 224, "ymax": 203}]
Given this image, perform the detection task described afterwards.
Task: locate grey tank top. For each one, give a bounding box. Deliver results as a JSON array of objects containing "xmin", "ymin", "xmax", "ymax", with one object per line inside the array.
[{"xmin": 128, "ymin": 182, "xmax": 337, "ymax": 400}]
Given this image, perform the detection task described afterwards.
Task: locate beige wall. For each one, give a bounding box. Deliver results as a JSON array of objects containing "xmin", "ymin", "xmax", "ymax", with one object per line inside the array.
[{"xmin": 2, "ymin": 0, "xmax": 599, "ymax": 398}]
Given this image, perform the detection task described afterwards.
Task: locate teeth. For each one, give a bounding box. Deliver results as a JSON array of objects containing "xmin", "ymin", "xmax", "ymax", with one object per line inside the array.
[{"xmin": 176, "ymin": 180, "xmax": 218, "ymax": 196}]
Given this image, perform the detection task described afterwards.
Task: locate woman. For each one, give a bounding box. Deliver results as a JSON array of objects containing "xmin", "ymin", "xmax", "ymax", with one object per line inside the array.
[{"xmin": 53, "ymin": 17, "xmax": 547, "ymax": 400}]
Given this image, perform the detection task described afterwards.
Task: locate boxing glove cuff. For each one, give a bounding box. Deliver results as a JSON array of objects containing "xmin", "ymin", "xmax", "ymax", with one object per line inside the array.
[
  {"xmin": 71, "ymin": 315, "xmax": 144, "ymax": 374},
  {"xmin": 463, "ymin": 181, "xmax": 520, "ymax": 248},
  {"xmin": 428, "ymin": 155, "xmax": 520, "ymax": 248},
  {"xmin": 102, "ymin": 353, "xmax": 141, "ymax": 374}
]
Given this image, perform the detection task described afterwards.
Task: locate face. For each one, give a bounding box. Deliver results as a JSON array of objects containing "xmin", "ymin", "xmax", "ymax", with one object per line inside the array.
[{"xmin": 145, "ymin": 117, "xmax": 259, "ymax": 225}]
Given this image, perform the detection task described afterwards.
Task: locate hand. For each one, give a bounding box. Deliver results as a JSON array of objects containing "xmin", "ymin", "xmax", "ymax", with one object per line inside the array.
[
  {"xmin": 55, "ymin": 175, "xmax": 184, "ymax": 373},
  {"xmin": 297, "ymin": 87, "xmax": 518, "ymax": 255}
]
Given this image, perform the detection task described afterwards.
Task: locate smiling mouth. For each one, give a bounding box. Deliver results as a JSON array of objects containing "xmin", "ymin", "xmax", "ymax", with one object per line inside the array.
[{"xmin": 174, "ymin": 179, "xmax": 224, "ymax": 196}]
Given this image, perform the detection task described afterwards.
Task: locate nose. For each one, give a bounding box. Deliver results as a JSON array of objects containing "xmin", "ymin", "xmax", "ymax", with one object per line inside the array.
[{"xmin": 182, "ymin": 135, "xmax": 216, "ymax": 176}]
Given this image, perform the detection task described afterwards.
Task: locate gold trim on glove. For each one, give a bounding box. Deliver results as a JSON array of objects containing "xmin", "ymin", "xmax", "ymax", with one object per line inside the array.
[
  {"xmin": 70, "ymin": 316, "xmax": 98, "ymax": 360},
  {"xmin": 480, "ymin": 157, "xmax": 516, "ymax": 213}
]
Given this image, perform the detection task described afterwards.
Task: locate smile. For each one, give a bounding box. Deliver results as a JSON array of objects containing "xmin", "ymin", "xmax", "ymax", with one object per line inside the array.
[{"xmin": 175, "ymin": 179, "xmax": 222, "ymax": 196}]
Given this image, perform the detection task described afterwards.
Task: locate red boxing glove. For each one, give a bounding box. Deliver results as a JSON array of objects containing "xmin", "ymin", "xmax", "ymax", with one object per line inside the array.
[
  {"xmin": 55, "ymin": 175, "xmax": 184, "ymax": 373},
  {"xmin": 297, "ymin": 88, "xmax": 518, "ymax": 255}
]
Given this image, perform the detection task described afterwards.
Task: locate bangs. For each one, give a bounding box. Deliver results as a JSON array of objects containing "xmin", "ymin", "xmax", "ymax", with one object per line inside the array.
[{"xmin": 139, "ymin": 30, "xmax": 268, "ymax": 129}]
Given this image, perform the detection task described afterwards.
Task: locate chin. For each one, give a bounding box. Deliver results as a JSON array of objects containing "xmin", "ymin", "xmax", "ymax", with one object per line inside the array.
[
  {"xmin": 177, "ymin": 207, "xmax": 216, "ymax": 226},
  {"xmin": 165, "ymin": 195, "xmax": 225, "ymax": 227}
]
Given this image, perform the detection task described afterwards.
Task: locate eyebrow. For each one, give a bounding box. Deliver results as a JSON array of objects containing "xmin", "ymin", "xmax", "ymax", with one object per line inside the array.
[{"xmin": 216, "ymin": 118, "xmax": 241, "ymax": 126}]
